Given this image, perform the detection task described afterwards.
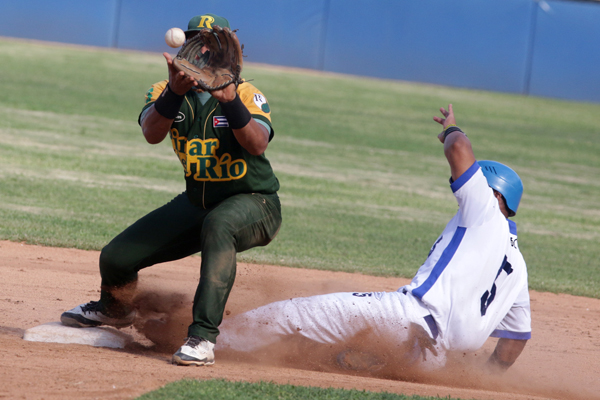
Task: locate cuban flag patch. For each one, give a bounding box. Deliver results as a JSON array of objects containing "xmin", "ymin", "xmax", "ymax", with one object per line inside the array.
[{"xmin": 213, "ymin": 116, "xmax": 229, "ymax": 128}]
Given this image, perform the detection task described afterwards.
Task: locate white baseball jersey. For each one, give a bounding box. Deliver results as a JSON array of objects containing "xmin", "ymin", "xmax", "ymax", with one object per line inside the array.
[{"xmin": 403, "ymin": 161, "xmax": 531, "ymax": 352}]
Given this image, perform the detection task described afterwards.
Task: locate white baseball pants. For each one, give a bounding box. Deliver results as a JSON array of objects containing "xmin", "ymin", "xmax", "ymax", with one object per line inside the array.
[{"xmin": 217, "ymin": 290, "xmax": 446, "ymax": 370}]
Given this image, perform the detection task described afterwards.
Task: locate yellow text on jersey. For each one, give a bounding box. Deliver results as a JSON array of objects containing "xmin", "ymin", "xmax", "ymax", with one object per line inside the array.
[{"xmin": 171, "ymin": 129, "xmax": 247, "ymax": 182}]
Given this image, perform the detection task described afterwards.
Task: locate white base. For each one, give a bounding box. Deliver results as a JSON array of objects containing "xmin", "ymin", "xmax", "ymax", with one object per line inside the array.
[{"xmin": 23, "ymin": 321, "xmax": 133, "ymax": 349}]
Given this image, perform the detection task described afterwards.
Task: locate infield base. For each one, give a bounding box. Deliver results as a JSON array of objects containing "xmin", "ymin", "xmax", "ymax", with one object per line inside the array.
[{"xmin": 23, "ymin": 321, "xmax": 132, "ymax": 349}]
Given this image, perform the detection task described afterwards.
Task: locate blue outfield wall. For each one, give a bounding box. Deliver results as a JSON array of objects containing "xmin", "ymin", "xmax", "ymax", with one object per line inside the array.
[
  {"xmin": 0, "ymin": 0, "xmax": 599, "ymax": 103},
  {"xmin": 323, "ymin": 0, "xmax": 534, "ymax": 94},
  {"xmin": 0, "ymin": 0, "xmax": 119, "ymax": 47},
  {"xmin": 528, "ymin": 0, "xmax": 600, "ymax": 103}
]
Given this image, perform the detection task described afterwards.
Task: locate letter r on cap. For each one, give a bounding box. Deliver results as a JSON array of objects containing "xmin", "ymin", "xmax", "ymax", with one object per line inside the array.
[{"xmin": 197, "ymin": 16, "xmax": 215, "ymax": 29}]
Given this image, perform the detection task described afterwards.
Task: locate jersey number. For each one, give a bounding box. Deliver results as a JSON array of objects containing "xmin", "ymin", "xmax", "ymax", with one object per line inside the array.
[{"xmin": 480, "ymin": 256, "xmax": 513, "ymax": 316}]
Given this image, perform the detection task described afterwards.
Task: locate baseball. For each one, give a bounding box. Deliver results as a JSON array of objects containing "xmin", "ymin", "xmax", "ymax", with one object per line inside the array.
[{"xmin": 165, "ymin": 27, "xmax": 185, "ymax": 48}]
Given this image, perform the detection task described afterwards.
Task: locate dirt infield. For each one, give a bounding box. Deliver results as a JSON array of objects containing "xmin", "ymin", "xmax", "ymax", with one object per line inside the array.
[{"xmin": 0, "ymin": 240, "xmax": 598, "ymax": 400}]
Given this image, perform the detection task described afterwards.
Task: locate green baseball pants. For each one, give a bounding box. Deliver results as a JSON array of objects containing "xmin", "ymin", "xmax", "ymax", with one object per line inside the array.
[{"xmin": 98, "ymin": 191, "xmax": 282, "ymax": 343}]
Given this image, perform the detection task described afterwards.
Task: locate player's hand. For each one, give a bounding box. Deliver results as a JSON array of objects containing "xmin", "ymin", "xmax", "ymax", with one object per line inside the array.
[
  {"xmin": 410, "ymin": 323, "xmax": 438, "ymax": 361},
  {"xmin": 433, "ymin": 104, "xmax": 457, "ymax": 143},
  {"xmin": 163, "ymin": 52, "xmax": 198, "ymax": 95},
  {"xmin": 210, "ymin": 83, "xmax": 237, "ymax": 103}
]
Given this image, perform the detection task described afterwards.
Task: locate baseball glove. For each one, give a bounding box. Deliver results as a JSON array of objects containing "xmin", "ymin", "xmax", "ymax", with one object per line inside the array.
[{"xmin": 172, "ymin": 25, "xmax": 244, "ymax": 91}]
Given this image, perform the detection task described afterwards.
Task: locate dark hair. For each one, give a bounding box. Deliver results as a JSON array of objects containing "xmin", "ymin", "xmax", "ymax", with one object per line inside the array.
[{"xmin": 493, "ymin": 189, "xmax": 515, "ymax": 217}]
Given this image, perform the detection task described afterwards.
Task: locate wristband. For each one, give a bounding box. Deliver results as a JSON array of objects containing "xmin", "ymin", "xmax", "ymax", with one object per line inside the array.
[
  {"xmin": 153, "ymin": 84, "xmax": 185, "ymax": 120},
  {"xmin": 442, "ymin": 126, "xmax": 464, "ymax": 140},
  {"xmin": 220, "ymin": 93, "xmax": 252, "ymax": 129}
]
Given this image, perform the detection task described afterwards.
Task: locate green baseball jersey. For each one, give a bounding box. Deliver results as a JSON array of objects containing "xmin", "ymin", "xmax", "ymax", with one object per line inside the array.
[{"xmin": 141, "ymin": 80, "xmax": 279, "ymax": 208}]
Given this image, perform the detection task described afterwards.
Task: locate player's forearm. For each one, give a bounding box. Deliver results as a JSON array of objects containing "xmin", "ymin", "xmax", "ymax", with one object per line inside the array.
[
  {"xmin": 232, "ymin": 119, "xmax": 270, "ymax": 155},
  {"xmin": 486, "ymin": 338, "xmax": 527, "ymax": 373},
  {"xmin": 141, "ymin": 106, "xmax": 172, "ymax": 144},
  {"xmin": 142, "ymin": 82, "xmax": 186, "ymax": 144},
  {"xmin": 217, "ymin": 92, "xmax": 269, "ymax": 155},
  {"xmin": 443, "ymin": 130, "xmax": 475, "ymax": 181}
]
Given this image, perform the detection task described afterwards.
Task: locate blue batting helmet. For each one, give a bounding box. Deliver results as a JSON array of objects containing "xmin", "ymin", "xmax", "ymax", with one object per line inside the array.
[{"xmin": 479, "ymin": 160, "xmax": 523, "ymax": 216}]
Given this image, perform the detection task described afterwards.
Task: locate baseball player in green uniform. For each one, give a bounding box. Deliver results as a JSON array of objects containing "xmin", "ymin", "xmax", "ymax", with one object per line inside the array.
[{"xmin": 60, "ymin": 13, "xmax": 282, "ymax": 366}]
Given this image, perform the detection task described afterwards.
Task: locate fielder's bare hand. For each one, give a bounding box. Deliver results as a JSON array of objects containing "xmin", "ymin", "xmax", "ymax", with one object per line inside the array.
[
  {"xmin": 210, "ymin": 83, "xmax": 237, "ymax": 103},
  {"xmin": 163, "ymin": 52, "xmax": 199, "ymax": 95}
]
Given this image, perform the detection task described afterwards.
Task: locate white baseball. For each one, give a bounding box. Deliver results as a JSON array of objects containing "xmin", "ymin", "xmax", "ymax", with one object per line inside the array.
[{"xmin": 165, "ymin": 27, "xmax": 185, "ymax": 48}]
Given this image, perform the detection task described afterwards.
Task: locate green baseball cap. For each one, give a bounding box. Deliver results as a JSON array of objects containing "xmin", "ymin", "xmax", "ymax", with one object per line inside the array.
[{"xmin": 185, "ymin": 13, "xmax": 230, "ymax": 37}]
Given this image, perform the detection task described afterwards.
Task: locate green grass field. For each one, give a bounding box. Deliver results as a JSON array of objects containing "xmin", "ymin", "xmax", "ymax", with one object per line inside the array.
[
  {"xmin": 1, "ymin": 38, "xmax": 599, "ymax": 399},
  {"xmin": 135, "ymin": 379, "xmax": 458, "ymax": 400}
]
